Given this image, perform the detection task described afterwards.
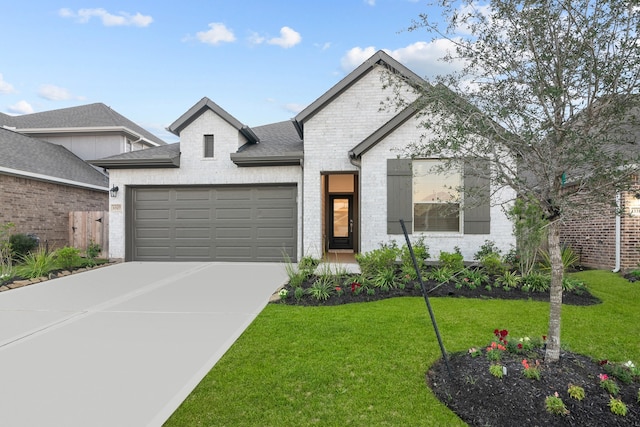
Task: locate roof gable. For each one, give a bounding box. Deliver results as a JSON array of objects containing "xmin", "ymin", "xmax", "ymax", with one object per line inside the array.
[
  {"xmin": 168, "ymin": 97, "xmax": 259, "ymax": 143},
  {"xmin": 293, "ymin": 50, "xmax": 425, "ymax": 138}
]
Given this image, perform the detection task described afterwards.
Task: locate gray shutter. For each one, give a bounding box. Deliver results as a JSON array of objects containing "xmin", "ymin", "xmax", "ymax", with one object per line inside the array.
[
  {"xmin": 463, "ymin": 161, "xmax": 491, "ymax": 234},
  {"xmin": 387, "ymin": 159, "xmax": 412, "ymax": 234}
]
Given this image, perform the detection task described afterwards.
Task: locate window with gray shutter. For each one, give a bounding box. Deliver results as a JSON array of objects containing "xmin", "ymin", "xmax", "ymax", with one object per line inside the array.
[
  {"xmin": 204, "ymin": 134, "xmax": 214, "ymax": 158},
  {"xmin": 386, "ymin": 158, "xmax": 491, "ymax": 235}
]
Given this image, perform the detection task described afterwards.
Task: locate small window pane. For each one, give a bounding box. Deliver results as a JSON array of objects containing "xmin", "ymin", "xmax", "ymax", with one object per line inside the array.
[
  {"xmin": 204, "ymin": 135, "xmax": 214, "ymax": 158},
  {"xmin": 414, "ymin": 203, "xmax": 460, "ymax": 232}
]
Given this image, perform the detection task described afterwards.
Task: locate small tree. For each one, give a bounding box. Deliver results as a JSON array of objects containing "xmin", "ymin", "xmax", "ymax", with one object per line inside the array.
[{"xmin": 395, "ymin": 0, "xmax": 640, "ymax": 362}]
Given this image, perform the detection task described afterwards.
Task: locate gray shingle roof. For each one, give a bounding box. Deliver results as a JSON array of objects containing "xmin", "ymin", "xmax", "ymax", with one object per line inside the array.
[
  {"xmin": 0, "ymin": 103, "xmax": 166, "ymax": 146},
  {"xmin": 230, "ymin": 121, "xmax": 303, "ymax": 166},
  {"xmin": 90, "ymin": 143, "xmax": 181, "ymax": 168},
  {"xmin": 0, "ymin": 127, "xmax": 109, "ymax": 188}
]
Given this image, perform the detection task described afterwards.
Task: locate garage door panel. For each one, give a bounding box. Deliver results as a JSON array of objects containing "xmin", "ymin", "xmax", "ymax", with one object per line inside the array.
[
  {"xmin": 175, "ymin": 189, "xmax": 211, "ymax": 201},
  {"xmin": 215, "ymin": 208, "xmax": 252, "ymax": 220},
  {"xmin": 130, "ymin": 185, "xmax": 297, "ymax": 262},
  {"xmin": 134, "ymin": 189, "xmax": 171, "ymax": 202},
  {"xmin": 175, "ymin": 209, "xmax": 211, "ymax": 220},
  {"xmin": 135, "ymin": 209, "xmax": 171, "ymax": 220},
  {"xmin": 135, "ymin": 228, "xmax": 171, "ymax": 239},
  {"xmin": 175, "ymin": 228, "xmax": 211, "ymax": 239},
  {"xmin": 215, "ymin": 227, "xmax": 253, "ymax": 239},
  {"xmin": 215, "ymin": 188, "xmax": 252, "ymax": 200},
  {"xmin": 257, "ymin": 227, "xmax": 295, "ymax": 239}
]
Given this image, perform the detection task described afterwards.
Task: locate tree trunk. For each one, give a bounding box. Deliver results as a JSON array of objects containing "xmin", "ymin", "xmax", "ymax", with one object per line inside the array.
[{"xmin": 545, "ymin": 220, "xmax": 563, "ymax": 363}]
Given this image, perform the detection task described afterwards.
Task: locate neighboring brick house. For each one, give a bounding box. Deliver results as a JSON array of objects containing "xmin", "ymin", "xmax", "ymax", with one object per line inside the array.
[
  {"xmin": 0, "ymin": 103, "xmax": 168, "ymax": 253},
  {"xmin": 561, "ymin": 183, "xmax": 640, "ymax": 272},
  {"xmin": 93, "ymin": 50, "xmax": 516, "ymax": 262},
  {"xmin": 0, "ymin": 127, "xmax": 109, "ymax": 249}
]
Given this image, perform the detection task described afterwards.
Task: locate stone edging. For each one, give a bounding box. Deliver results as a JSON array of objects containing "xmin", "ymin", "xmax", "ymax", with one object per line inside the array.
[{"xmin": 0, "ymin": 260, "xmax": 122, "ymax": 293}]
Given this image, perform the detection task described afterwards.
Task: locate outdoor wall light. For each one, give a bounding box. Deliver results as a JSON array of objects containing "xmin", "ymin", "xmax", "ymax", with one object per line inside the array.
[
  {"xmin": 110, "ymin": 185, "xmax": 119, "ymax": 198},
  {"xmin": 635, "ymin": 193, "xmax": 640, "ymax": 200}
]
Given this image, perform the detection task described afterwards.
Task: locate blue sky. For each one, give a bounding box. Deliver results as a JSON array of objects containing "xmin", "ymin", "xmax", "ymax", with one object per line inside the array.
[{"xmin": 0, "ymin": 1, "xmax": 458, "ymax": 142}]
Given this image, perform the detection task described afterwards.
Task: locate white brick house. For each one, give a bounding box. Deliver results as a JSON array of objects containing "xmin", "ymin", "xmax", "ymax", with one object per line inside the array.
[{"xmin": 93, "ymin": 51, "xmax": 515, "ymax": 262}]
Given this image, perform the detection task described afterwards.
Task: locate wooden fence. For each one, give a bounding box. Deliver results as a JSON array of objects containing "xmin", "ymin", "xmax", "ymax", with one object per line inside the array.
[{"xmin": 69, "ymin": 211, "xmax": 108, "ymax": 258}]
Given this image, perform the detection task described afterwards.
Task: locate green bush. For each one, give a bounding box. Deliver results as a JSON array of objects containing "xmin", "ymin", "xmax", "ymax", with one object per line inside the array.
[
  {"xmin": 480, "ymin": 253, "xmax": 506, "ymax": 276},
  {"xmin": 355, "ymin": 243, "xmax": 399, "ymax": 276},
  {"xmin": 521, "ymin": 272, "xmax": 551, "ymax": 292},
  {"xmin": 474, "ymin": 240, "xmax": 501, "ymax": 260},
  {"xmin": 55, "ymin": 246, "xmax": 82, "ymax": 270},
  {"xmin": 373, "ymin": 267, "xmax": 398, "ymax": 291},
  {"xmin": 16, "ymin": 248, "xmax": 56, "ymax": 279},
  {"xmin": 438, "ymin": 249, "xmax": 464, "ymax": 271},
  {"xmin": 9, "ymin": 233, "xmax": 39, "ymax": 259},
  {"xmin": 400, "ymin": 237, "xmax": 429, "ymax": 270},
  {"xmin": 539, "ymin": 245, "xmax": 580, "ymax": 272},
  {"xmin": 86, "ymin": 240, "xmax": 102, "ymax": 259},
  {"xmin": 306, "ymin": 276, "xmax": 333, "ymax": 301},
  {"xmin": 496, "ymin": 270, "xmax": 522, "ymax": 290}
]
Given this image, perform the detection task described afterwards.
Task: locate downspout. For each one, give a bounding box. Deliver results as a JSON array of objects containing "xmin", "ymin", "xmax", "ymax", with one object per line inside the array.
[{"xmin": 613, "ymin": 192, "xmax": 621, "ymax": 273}]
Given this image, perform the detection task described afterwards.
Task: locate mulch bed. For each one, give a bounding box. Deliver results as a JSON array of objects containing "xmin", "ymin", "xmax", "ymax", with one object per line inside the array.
[{"xmin": 428, "ymin": 348, "xmax": 640, "ymax": 426}]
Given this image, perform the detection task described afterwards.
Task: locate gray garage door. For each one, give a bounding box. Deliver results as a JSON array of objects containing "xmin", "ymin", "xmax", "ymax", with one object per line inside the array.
[{"xmin": 128, "ymin": 185, "xmax": 297, "ymax": 262}]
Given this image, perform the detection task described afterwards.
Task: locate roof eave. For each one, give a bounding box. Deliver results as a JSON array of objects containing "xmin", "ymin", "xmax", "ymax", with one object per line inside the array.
[
  {"xmin": 89, "ymin": 156, "xmax": 180, "ymax": 169},
  {"xmin": 17, "ymin": 126, "xmax": 162, "ymax": 147},
  {"xmin": 349, "ymin": 100, "xmax": 420, "ymax": 159},
  {"xmin": 230, "ymin": 153, "xmax": 303, "ymax": 167}
]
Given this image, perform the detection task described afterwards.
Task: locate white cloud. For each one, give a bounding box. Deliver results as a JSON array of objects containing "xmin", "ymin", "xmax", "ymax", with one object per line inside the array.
[
  {"xmin": 340, "ymin": 40, "xmax": 464, "ymax": 79},
  {"xmin": 8, "ymin": 100, "xmax": 34, "ymax": 115},
  {"xmin": 340, "ymin": 46, "xmax": 378, "ymax": 72},
  {"xmin": 248, "ymin": 31, "xmax": 265, "ymax": 45},
  {"xmin": 267, "ymin": 27, "xmax": 301, "ymax": 48},
  {"xmin": 390, "ymin": 40, "xmax": 465, "ymax": 79},
  {"xmin": 365, "ymin": 0, "xmax": 376, "ymax": 5},
  {"xmin": 0, "ymin": 74, "xmax": 15, "ymax": 94},
  {"xmin": 315, "ymin": 42, "xmax": 332, "ymax": 51},
  {"xmin": 38, "ymin": 84, "xmax": 73, "ymax": 101},
  {"xmin": 284, "ymin": 102, "xmax": 306, "ymax": 114},
  {"xmin": 59, "ymin": 8, "xmax": 153, "ymax": 27},
  {"xmin": 196, "ymin": 23, "xmax": 236, "ymax": 45}
]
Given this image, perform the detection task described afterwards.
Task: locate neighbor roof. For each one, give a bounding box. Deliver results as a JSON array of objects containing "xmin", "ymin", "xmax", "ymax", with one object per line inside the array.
[
  {"xmin": 0, "ymin": 127, "xmax": 109, "ymax": 189},
  {"xmin": 0, "ymin": 103, "xmax": 166, "ymax": 146}
]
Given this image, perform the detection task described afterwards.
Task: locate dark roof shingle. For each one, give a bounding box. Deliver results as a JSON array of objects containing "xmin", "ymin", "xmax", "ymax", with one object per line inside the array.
[{"xmin": 0, "ymin": 127, "xmax": 109, "ymax": 188}]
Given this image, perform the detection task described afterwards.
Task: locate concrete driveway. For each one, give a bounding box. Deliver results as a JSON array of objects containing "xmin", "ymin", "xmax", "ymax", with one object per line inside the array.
[{"xmin": 0, "ymin": 262, "xmax": 287, "ymax": 427}]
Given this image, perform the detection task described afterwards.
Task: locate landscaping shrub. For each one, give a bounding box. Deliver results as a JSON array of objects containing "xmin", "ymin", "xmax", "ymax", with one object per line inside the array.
[
  {"xmin": 521, "ymin": 272, "xmax": 551, "ymax": 292},
  {"xmin": 355, "ymin": 242, "xmax": 399, "ymax": 276},
  {"xmin": 54, "ymin": 246, "xmax": 82, "ymax": 270},
  {"xmin": 9, "ymin": 233, "xmax": 39, "ymax": 260},
  {"xmin": 438, "ymin": 248, "xmax": 464, "ymax": 271},
  {"xmin": 480, "ymin": 253, "xmax": 506, "ymax": 276},
  {"xmin": 16, "ymin": 248, "xmax": 56, "ymax": 279},
  {"xmin": 539, "ymin": 245, "xmax": 580, "ymax": 272},
  {"xmin": 474, "ymin": 240, "xmax": 501, "ymax": 260}
]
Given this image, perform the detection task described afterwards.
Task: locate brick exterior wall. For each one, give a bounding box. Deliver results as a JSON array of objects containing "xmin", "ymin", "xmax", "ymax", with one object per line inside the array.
[
  {"xmin": 0, "ymin": 174, "xmax": 108, "ymax": 249},
  {"xmin": 560, "ymin": 187, "xmax": 640, "ymax": 271}
]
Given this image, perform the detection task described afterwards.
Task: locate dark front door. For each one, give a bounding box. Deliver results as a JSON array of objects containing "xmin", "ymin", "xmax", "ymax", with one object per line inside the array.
[{"xmin": 328, "ymin": 195, "xmax": 353, "ymax": 250}]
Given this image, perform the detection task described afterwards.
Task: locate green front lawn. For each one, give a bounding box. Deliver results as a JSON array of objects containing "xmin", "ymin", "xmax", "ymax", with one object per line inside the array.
[{"xmin": 164, "ymin": 270, "xmax": 640, "ymax": 426}]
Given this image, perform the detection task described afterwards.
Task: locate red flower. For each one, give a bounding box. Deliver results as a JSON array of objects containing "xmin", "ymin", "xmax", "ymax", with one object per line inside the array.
[
  {"xmin": 542, "ymin": 335, "xmax": 547, "ymax": 341},
  {"xmin": 599, "ymin": 359, "xmax": 609, "ymax": 366},
  {"xmin": 517, "ymin": 343, "xmax": 523, "ymax": 349},
  {"xmin": 494, "ymin": 329, "xmax": 500, "ymax": 336},
  {"xmin": 500, "ymin": 329, "xmax": 508, "ymax": 338},
  {"xmin": 522, "ymin": 359, "xmax": 530, "ymax": 369},
  {"xmin": 335, "ymin": 286, "xmax": 342, "ymax": 292},
  {"xmin": 350, "ymin": 282, "xmax": 361, "ymax": 293}
]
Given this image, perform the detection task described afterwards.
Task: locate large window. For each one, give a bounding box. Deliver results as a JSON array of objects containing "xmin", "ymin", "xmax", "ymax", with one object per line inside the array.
[
  {"xmin": 412, "ymin": 160, "xmax": 462, "ymax": 232},
  {"xmin": 204, "ymin": 134, "xmax": 214, "ymax": 158}
]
